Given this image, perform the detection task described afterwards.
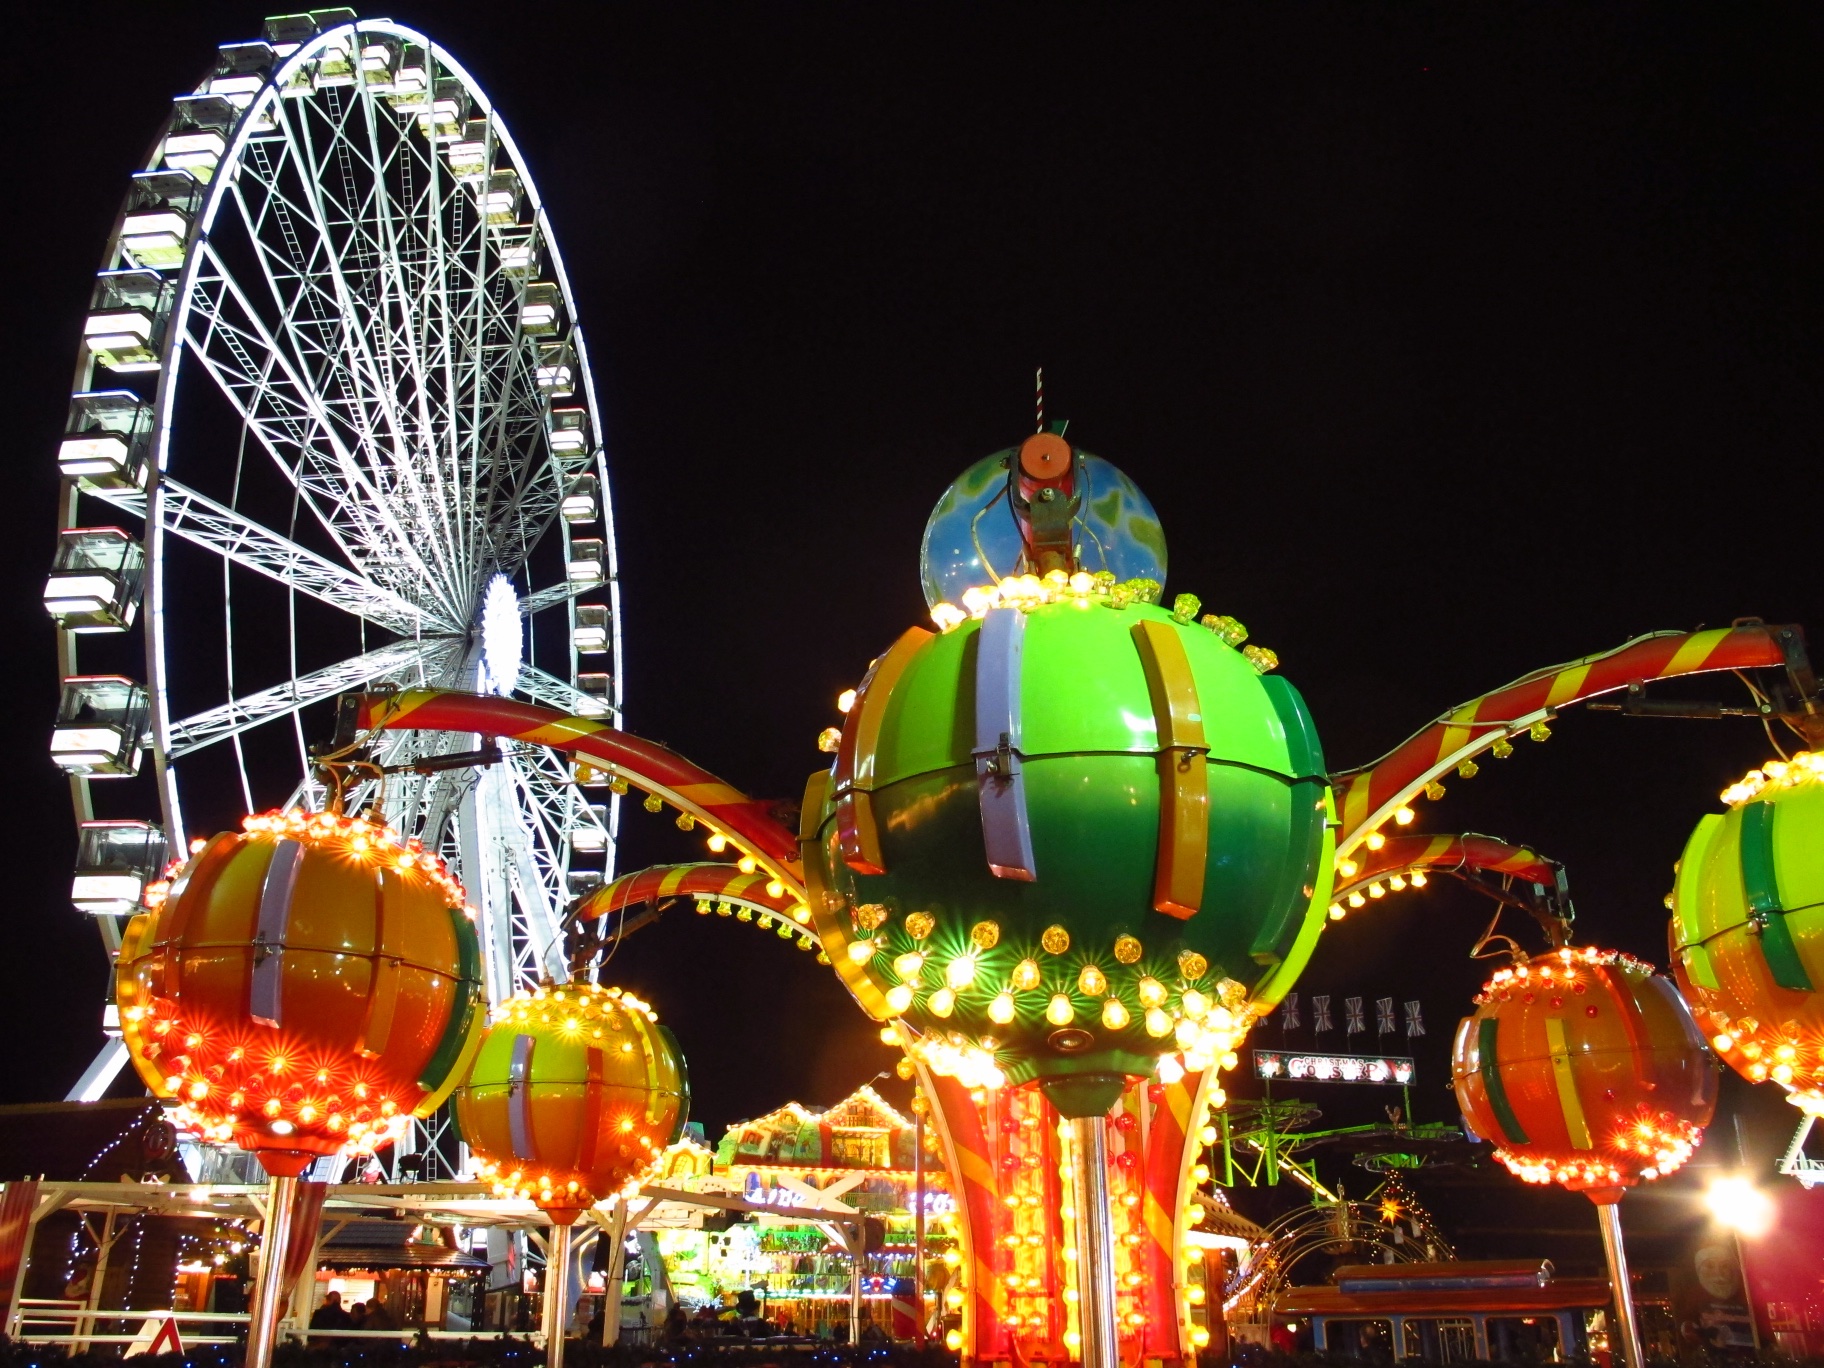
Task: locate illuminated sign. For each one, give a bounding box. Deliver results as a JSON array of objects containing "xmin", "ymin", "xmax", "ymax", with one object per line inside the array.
[{"xmin": 1253, "ymin": 1051, "xmax": 1415, "ymax": 1086}]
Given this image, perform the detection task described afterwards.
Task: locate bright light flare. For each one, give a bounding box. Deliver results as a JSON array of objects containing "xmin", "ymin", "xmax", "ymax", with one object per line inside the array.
[{"xmin": 1705, "ymin": 1175, "xmax": 1774, "ymax": 1237}]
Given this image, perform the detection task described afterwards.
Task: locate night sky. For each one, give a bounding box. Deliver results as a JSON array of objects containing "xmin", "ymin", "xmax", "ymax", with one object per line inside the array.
[{"xmin": 2, "ymin": 4, "xmax": 1821, "ymax": 1266}]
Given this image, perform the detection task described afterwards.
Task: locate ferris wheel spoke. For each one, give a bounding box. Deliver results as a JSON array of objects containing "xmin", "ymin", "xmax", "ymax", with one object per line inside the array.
[
  {"xmin": 166, "ymin": 638, "xmax": 437, "ymax": 759},
  {"xmin": 503, "ymin": 746, "xmax": 584, "ymax": 974},
  {"xmin": 285, "ymin": 83, "xmax": 560, "ymax": 595},
  {"xmin": 516, "ymin": 663, "xmax": 619, "ymax": 720},
  {"xmin": 354, "ymin": 97, "xmax": 476, "ymax": 579},
  {"xmin": 469, "ymin": 753, "xmax": 567, "ymax": 989},
  {"xmin": 257, "ymin": 97, "xmax": 472, "ymax": 600},
  {"xmin": 88, "ymin": 477, "xmax": 424, "ymax": 634},
  {"xmin": 187, "ymin": 243, "xmax": 462, "ymax": 622},
  {"xmin": 518, "ymin": 580, "xmax": 600, "ymax": 616}
]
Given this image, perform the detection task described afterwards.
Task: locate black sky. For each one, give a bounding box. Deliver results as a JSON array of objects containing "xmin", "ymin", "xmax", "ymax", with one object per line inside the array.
[{"xmin": 1, "ymin": 3, "xmax": 1821, "ymax": 1258}]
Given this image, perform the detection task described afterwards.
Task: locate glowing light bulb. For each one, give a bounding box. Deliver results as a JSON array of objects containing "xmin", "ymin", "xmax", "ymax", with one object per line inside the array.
[
  {"xmin": 1078, "ymin": 964, "xmax": 1107, "ymax": 996},
  {"xmin": 886, "ymin": 984, "xmax": 914, "ymax": 1015},
  {"xmin": 1046, "ymin": 995, "xmax": 1075, "ymax": 1026},
  {"xmin": 848, "ymin": 940, "xmax": 875, "ymax": 964},
  {"xmin": 1394, "ymin": 806, "xmax": 1415, "ymax": 825},
  {"xmin": 1011, "ymin": 958, "xmax": 1041, "ymax": 992},
  {"xmin": 1137, "ymin": 977, "xmax": 1167, "ymax": 1008},
  {"xmin": 837, "ymin": 689, "xmax": 857, "ymax": 713},
  {"xmin": 1145, "ymin": 1007, "xmax": 1172, "ymax": 1038},
  {"xmin": 1705, "ymin": 1175, "xmax": 1775, "ymax": 1237},
  {"xmin": 1365, "ymin": 830, "xmax": 1386, "ymax": 851},
  {"xmin": 1101, "ymin": 998, "xmax": 1130, "ymax": 1030},
  {"xmin": 989, "ymin": 992, "xmax": 1016, "ymax": 1024},
  {"xmin": 929, "ymin": 988, "xmax": 956, "ymax": 1018},
  {"xmin": 947, "ymin": 954, "xmax": 979, "ymax": 991}
]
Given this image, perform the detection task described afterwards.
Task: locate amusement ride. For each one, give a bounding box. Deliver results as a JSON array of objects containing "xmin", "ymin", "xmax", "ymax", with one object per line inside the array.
[
  {"xmin": 28, "ymin": 11, "xmax": 1824, "ymax": 1368},
  {"xmin": 48, "ymin": 10, "xmax": 621, "ymax": 1132}
]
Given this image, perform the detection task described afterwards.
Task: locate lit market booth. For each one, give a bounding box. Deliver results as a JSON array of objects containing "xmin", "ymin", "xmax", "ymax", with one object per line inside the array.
[
  {"xmin": 307, "ymin": 1219, "xmax": 490, "ymax": 1333},
  {"xmin": 647, "ymin": 1083, "xmax": 953, "ymax": 1338}
]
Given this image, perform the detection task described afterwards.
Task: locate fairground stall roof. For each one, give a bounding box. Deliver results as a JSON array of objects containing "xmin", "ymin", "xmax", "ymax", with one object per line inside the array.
[{"xmin": 715, "ymin": 1085, "xmax": 918, "ymax": 1174}]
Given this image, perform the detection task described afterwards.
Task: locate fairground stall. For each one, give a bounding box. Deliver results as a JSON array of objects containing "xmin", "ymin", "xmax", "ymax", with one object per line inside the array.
[{"xmin": 649, "ymin": 1083, "xmax": 954, "ymax": 1338}]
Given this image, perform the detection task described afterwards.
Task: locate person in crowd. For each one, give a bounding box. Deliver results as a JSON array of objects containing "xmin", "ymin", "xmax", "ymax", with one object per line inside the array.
[
  {"xmin": 310, "ymin": 1290, "xmax": 352, "ymax": 1331},
  {"xmin": 348, "ymin": 1301, "xmax": 369, "ymax": 1330}
]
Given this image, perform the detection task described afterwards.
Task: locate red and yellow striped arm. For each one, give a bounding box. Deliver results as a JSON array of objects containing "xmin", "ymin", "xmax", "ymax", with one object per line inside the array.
[
  {"xmin": 356, "ymin": 690, "xmax": 803, "ymax": 889},
  {"xmin": 574, "ymin": 863, "xmax": 804, "ymax": 923},
  {"xmin": 1336, "ymin": 833, "xmax": 1559, "ymax": 903},
  {"xmin": 921, "ymin": 1070, "xmax": 1008, "ymax": 1363},
  {"xmin": 1332, "ymin": 625, "xmax": 1789, "ymax": 855},
  {"xmin": 1137, "ymin": 1071, "xmax": 1206, "ymax": 1359}
]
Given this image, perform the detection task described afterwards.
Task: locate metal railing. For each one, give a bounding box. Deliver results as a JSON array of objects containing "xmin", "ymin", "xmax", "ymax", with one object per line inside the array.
[
  {"xmin": 10, "ymin": 1302, "xmax": 536, "ymax": 1347},
  {"xmin": 12, "ymin": 1302, "xmax": 251, "ymax": 1347}
]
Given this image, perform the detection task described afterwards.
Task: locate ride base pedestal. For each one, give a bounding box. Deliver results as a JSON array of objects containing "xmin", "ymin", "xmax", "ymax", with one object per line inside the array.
[{"xmin": 917, "ymin": 1067, "xmax": 1224, "ymax": 1366}]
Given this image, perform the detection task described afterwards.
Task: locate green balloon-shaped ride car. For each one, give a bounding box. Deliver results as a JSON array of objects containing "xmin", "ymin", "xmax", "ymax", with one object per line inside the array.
[{"xmin": 803, "ymin": 434, "xmax": 1334, "ymax": 1117}]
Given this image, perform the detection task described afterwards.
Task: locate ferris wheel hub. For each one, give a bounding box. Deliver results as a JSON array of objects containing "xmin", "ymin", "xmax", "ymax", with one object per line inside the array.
[{"xmin": 479, "ymin": 576, "xmax": 523, "ymax": 696}]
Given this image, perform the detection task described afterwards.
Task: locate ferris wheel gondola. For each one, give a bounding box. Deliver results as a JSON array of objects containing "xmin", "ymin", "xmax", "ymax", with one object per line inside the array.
[{"xmin": 47, "ymin": 13, "xmax": 623, "ymax": 1125}]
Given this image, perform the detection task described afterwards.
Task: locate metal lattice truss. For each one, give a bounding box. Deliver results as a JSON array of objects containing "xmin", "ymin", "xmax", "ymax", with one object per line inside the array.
[
  {"xmin": 181, "ymin": 91, "xmax": 585, "ymax": 626},
  {"xmin": 58, "ymin": 17, "xmax": 624, "ymax": 1060}
]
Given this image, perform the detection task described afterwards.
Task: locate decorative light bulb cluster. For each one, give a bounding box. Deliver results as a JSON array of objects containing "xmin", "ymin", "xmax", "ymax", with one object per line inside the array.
[
  {"xmin": 1330, "ymin": 859, "xmax": 1430, "ymax": 918},
  {"xmin": 1720, "ymin": 750, "xmax": 1824, "ymax": 806},
  {"xmin": 1703, "ymin": 1015, "xmax": 1817, "ymax": 1094},
  {"xmin": 132, "ymin": 1015, "xmax": 409, "ymax": 1152},
  {"xmin": 694, "ymin": 896, "xmax": 818, "ymax": 953},
  {"xmin": 247, "ymin": 808, "xmax": 469, "ymax": 907},
  {"xmin": 927, "ymin": 575, "xmax": 1278, "ymax": 673},
  {"xmin": 1494, "ymin": 1106, "xmax": 1703, "ymax": 1189},
  {"xmin": 848, "ymin": 906, "xmax": 1257, "ymax": 1088},
  {"xmin": 972, "ymin": 1085, "xmax": 1168, "ymax": 1352},
  {"xmin": 1336, "ymin": 716, "xmax": 1554, "ymax": 863},
  {"xmin": 995, "ymin": 1087, "xmax": 1062, "ymax": 1342},
  {"xmin": 1472, "ymin": 946, "xmax": 1655, "ymax": 1008}
]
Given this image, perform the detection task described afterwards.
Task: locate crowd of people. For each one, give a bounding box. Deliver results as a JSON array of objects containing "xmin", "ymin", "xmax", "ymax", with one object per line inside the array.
[{"xmin": 308, "ymin": 1289, "xmax": 402, "ymax": 1338}]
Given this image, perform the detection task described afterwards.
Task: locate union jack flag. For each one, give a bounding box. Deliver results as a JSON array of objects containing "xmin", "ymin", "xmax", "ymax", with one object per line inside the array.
[{"xmin": 1345, "ymin": 996, "xmax": 1365, "ymax": 1035}]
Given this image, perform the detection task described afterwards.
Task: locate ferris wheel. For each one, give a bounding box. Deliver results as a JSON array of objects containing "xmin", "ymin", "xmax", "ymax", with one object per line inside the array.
[{"xmin": 47, "ymin": 12, "xmax": 622, "ymax": 1102}]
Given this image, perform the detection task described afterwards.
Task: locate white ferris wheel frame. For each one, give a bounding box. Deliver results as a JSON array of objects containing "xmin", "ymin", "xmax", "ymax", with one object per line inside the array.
[{"xmin": 58, "ymin": 17, "xmax": 624, "ymax": 1107}]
